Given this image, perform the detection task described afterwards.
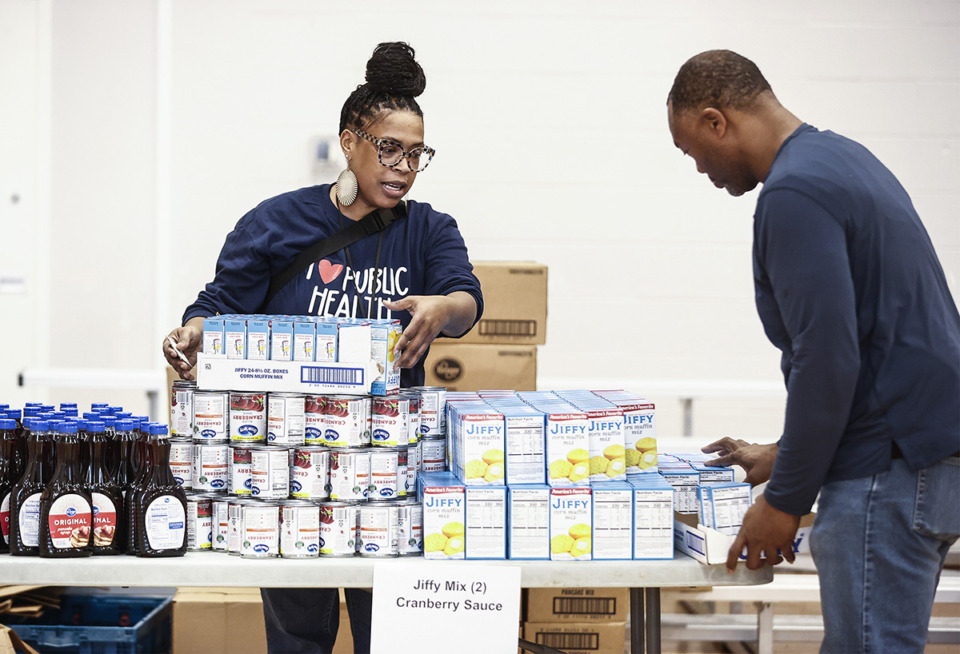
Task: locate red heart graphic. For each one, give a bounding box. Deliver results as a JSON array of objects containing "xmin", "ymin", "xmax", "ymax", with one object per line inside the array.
[{"xmin": 317, "ymin": 260, "xmax": 344, "ymax": 284}]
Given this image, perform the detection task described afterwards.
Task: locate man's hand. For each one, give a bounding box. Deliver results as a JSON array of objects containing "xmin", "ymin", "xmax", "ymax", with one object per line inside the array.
[
  {"xmin": 702, "ymin": 437, "xmax": 778, "ymax": 486},
  {"xmin": 726, "ymin": 493, "xmax": 800, "ymax": 572}
]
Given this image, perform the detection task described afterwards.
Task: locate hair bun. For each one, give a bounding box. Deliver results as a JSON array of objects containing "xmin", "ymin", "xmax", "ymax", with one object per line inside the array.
[{"xmin": 365, "ymin": 42, "xmax": 426, "ymax": 97}]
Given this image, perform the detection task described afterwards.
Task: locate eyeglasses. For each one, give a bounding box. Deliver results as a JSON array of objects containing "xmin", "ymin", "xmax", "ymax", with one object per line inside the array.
[{"xmin": 354, "ymin": 129, "xmax": 435, "ymax": 172}]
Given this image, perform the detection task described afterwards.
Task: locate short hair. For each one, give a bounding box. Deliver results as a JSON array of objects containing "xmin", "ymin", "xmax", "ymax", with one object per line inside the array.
[
  {"xmin": 667, "ymin": 50, "xmax": 772, "ymax": 115},
  {"xmin": 339, "ymin": 42, "xmax": 426, "ymax": 133}
]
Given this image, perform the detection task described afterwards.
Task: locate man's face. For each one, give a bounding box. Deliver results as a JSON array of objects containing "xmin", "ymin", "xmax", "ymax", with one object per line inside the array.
[{"xmin": 667, "ymin": 103, "xmax": 757, "ymax": 197}]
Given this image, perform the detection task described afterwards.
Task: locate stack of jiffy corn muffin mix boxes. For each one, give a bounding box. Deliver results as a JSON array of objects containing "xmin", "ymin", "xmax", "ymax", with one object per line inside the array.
[{"xmin": 416, "ymin": 389, "xmax": 754, "ymax": 561}]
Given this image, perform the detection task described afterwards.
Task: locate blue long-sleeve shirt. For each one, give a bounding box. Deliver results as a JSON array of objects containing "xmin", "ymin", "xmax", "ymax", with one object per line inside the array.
[
  {"xmin": 182, "ymin": 184, "xmax": 483, "ymax": 387},
  {"xmin": 754, "ymin": 124, "xmax": 960, "ymax": 516}
]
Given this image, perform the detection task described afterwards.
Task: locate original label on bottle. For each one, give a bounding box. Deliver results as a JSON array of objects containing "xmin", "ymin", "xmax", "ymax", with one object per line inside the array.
[
  {"xmin": 92, "ymin": 492, "xmax": 117, "ymax": 547},
  {"xmin": 0, "ymin": 493, "xmax": 10, "ymax": 544},
  {"xmin": 48, "ymin": 494, "xmax": 92, "ymax": 549},
  {"xmin": 18, "ymin": 493, "xmax": 42, "ymax": 547},
  {"xmin": 145, "ymin": 495, "xmax": 185, "ymax": 550}
]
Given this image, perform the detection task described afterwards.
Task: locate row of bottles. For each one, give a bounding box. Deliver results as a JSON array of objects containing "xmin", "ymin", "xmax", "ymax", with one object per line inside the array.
[{"xmin": 0, "ymin": 410, "xmax": 187, "ymax": 558}]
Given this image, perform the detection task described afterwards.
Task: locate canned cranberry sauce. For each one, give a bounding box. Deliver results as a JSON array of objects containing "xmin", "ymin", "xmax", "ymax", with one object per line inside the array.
[{"xmin": 185, "ymin": 388, "xmax": 430, "ymax": 557}]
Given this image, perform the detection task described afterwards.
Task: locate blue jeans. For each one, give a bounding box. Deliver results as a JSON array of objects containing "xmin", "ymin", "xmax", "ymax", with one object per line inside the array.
[
  {"xmin": 810, "ymin": 454, "xmax": 959, "ymax": 653},
  {"xmin": 260, "ymin": 587, "xmax": 372, "ymax": 654}
]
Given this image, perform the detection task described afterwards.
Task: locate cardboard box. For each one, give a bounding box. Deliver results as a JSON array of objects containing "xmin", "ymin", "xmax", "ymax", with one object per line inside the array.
[
  {"xmin": 172, "ymin": 587, "xmax": 354, "ymax": 654},
  {"xmin": 674, "ymin": 512, "xmax": 815, "ymax": 565},
  {"xmin": 461, "ymin": 261, "xmax": 547, "ymax": 345},
  {"xmin": 525, "ymin": 587, "xmax": 629, "ymax": 623},
  {"xmin": 522, "ymin": 621, "xmax": 626, "ymax": 654},
  {"xmin": 424, "ymin": 343, "xmax": 537, "ymax": 391},
  {"xmin": 172, "ymin": 587, "xmax": 267, "ymax": 654},
  {"xmin": 195, "ymin": 354, "xmax": 382, "ymax": 396}
]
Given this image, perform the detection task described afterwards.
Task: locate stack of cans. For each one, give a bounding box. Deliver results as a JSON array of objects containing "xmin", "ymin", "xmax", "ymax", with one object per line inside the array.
[{"xmin": 169, "ymin": 382, "xmax": 445, "ymax": 560}]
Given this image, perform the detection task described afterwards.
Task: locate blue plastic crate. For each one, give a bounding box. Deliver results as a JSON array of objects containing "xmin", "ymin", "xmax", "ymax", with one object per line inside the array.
[{"xmin": 8, "ymin": 593, "xmax": 172, "ymax": 654}]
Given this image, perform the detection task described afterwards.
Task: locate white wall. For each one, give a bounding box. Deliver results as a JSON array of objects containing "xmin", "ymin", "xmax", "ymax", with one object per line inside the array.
[{"xmin": 2, "ymin": 0, "xmax": 957, "ymax": 436}]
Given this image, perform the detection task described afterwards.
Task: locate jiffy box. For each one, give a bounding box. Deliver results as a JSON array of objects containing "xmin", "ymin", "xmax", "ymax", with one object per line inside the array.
[
  {"xmin": 196, "ymin": 354, "xmax": 383, "ymax": 396},
  {"xmin": 674, "ymin": 511, "xmax": 815, "ymax": 565}
]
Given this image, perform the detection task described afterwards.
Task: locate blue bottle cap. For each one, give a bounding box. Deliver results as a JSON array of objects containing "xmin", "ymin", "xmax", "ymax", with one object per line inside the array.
[{"xmin": 0, "ymin": 419, "xmax": 16, "ymax": 430}]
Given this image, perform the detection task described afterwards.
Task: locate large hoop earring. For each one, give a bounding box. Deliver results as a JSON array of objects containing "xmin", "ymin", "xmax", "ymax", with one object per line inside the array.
[{"xmin": 336, "ymin": 168, "xmax": 358, "ymax": 206}]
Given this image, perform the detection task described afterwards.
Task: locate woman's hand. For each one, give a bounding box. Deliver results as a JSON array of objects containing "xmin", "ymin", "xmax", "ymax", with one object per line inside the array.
[
  {"xmin": 163, "ymin": 317, "xmax": 205, "ymax": 380},
  {"xmin": 383, "ymin": 292, "xmax": 477, "ymax": 368}
]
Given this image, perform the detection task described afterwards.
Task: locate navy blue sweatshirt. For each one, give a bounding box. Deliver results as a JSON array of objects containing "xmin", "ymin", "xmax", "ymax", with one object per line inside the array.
[
  {"xmin": 182, "ymin": 184, "xmax": 483, "ymax": 387},
  {"xmin": 754, "ymin": 124, "xmax": 960, "ymax": 515}
]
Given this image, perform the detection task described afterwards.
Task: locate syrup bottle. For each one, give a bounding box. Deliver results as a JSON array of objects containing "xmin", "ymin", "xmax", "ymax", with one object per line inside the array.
[
  {"xmin": 0, "ymin": 418, "xmax": 18, "ymax": 553},
  {"xmin": 85, "ymin": 420, "xmax": 124, "ymax": 555},
  {"xmin": 5, "ymin": 410, "xmax": 27, "ymax": 481},
  {"xmin": 99, "ymin": 415, "xmax": 119, "ymax": 480},
  {"xmin": 123, "ymin": 421, "xmax": 153, "ymax": 555},
  {"xmin": 39, "ymin": 421, "xmax": 92, "ymax": 557},
  {"xmin": 112, "ymin": 419, "xmax": 138, "ymax": 494},
  {"xmin": 9, "ymin": 419, "xmax": 55, "ymax": 556},
  {"xmin": 133, "ymin": 423, "xmax": 187, "ymax": 557}
]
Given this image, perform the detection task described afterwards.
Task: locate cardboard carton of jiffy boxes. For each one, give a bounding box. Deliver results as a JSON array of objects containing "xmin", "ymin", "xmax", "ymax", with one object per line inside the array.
[{"xmin": 674, "ymin": 506, "xmax": 815, "ymax": 565}]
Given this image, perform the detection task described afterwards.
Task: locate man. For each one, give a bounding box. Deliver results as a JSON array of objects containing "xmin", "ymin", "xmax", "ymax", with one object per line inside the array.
[{"xmin": 667, "ymin": 49, "xmax": 960, "ymax": 653}]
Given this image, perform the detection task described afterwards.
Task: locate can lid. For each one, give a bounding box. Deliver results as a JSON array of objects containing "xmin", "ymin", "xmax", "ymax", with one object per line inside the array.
[{"xmin": 281, "ymin": 499, "xmax": 318, "ymax": 507}]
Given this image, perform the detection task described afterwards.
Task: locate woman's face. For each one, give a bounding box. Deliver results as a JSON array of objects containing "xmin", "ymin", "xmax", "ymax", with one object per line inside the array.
[{"xmin": 342, "ymin": 109, "xmax": 425, "ymax": 211}]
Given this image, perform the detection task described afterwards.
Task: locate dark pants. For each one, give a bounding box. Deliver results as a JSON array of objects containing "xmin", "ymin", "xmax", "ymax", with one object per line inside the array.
[{"xmin": 260, "ymin": 587, "xmax": 372, "ymax": 654}]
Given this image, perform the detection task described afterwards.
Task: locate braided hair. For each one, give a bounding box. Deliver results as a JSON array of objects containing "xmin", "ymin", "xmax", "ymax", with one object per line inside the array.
[
  {"xmin": 339, "ymin": 42, "xmax": 426, "ymax": 133},
  {"xmin": 668, "ymin": 50, "xmax": 772, "ymax": 116}
]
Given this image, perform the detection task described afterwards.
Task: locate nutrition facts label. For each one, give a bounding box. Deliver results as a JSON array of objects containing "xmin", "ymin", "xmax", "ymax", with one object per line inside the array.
[
  {"xmin": 633, "ymin": 489, "xmax": 674, "ymax": 559},
  {"xmin": 507, "ymin": 488, "xmax": 549, "ymax": 559},
  {"xmin": 504, "ymin": 415, "xmax": 545, "ymax": 484},
  {"xmin": 465, "ymin": 488, "xmax": 506, "ymax": 559},
  {"xmin": 592, "ymin": 492, "xmax": 633, "ymax": 559}
]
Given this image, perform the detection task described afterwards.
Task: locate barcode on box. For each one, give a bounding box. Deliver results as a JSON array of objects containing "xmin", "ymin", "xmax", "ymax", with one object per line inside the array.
[
  {"xmin": 300, "ymin": 367, "xmax": 364, "ymax": 386},
  {"xmin": 535, "ymin": 631, "xmax": 600, "ymax": 650},
  {"xmin": 478, "ymin": 319, "xmax": 537, "ymax": 337},
  {"xmin": 551, "ymin": 597, "xmax": 619, "ymax": 617}
]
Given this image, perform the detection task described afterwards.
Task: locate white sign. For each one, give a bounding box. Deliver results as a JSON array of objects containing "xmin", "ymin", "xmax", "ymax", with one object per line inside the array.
[{"xmin": 370, "ymin": 562, "xmax": 521, "ymax": 654}]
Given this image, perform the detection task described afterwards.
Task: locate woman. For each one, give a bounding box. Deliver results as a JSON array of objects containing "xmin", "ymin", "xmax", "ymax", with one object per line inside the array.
[{"xmin": 163, "ymin": 42, "xmax": 483, "ymax": 653}]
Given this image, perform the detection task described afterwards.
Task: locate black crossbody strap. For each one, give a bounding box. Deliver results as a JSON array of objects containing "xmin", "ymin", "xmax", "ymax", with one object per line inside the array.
[{"xmin": 262, "ymin": 202, "xmax": 406, "ymax": 309}]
